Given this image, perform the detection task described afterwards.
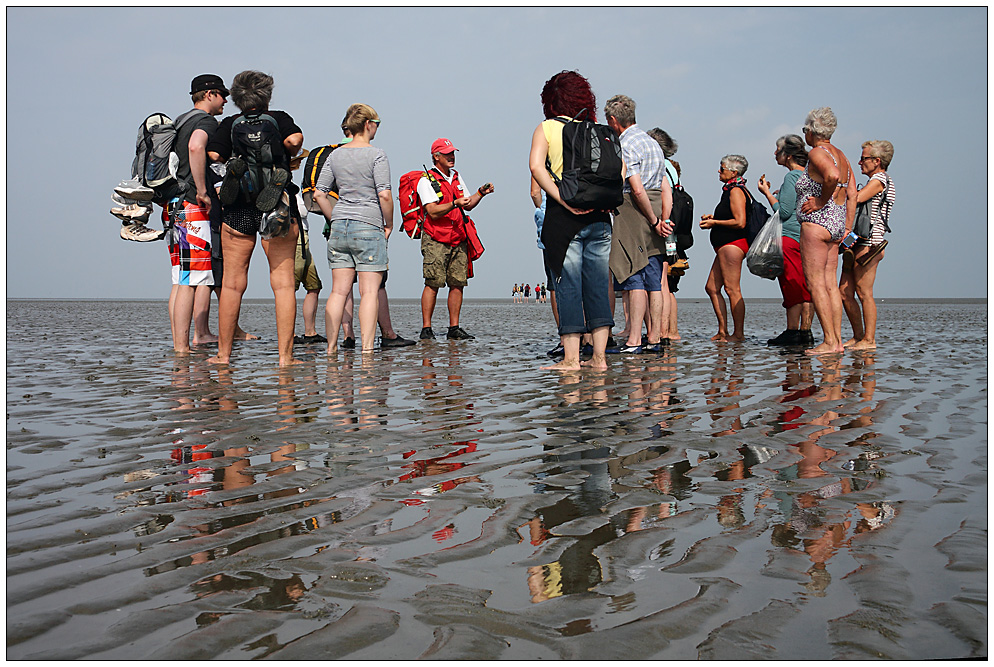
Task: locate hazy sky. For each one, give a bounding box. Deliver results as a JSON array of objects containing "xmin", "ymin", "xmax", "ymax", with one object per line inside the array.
[{"xmin": 6, "ymin": 7, "xmax": 988, "ymax": 299}]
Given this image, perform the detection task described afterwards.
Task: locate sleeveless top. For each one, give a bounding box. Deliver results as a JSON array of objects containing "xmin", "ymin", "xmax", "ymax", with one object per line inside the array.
[{"xmin": 710, "ymin": 185, "xmax": 749, "ymax": 249}]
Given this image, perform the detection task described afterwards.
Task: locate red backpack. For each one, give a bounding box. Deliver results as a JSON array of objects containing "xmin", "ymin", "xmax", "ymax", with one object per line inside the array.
[{"xmin": 398, "ymin": 167, "xmax": 443, "ymax": 239}]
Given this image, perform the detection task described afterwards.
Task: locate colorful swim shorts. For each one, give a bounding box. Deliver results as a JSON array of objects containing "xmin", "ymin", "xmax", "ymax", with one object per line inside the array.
[{"xmin": 166, "ymin": 200, "xmax": 213, "ymax": 286}]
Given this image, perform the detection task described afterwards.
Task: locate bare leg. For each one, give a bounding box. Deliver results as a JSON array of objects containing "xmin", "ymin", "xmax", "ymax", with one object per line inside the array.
[
  {"xmin": 785, "ymin": 303, "xmax": 802, "ymax": 330},
  {"xmin": 618, "ymin": 290, "xmax": 631, "ymax": 339},
  {"xmin": 325, "ymin": 268, "xmax": 356, "ymax": 355},
  {"xmin": 169, "ymin": 284, "xmax": 194, "ymax": 355},
  {"xmin": 625, "ymin": 289, "xmax": 647, "ymax": 347},
  {"xmin": 447, "ymin": 286, "xmax": 464, "ymax": 327},
  {"xmin": 377, "ymin": 285, "xmax": 397, "ymax": 338},
  {"xmin": 421, "ymin": 285, "xmax": 439, "ymax": 329},
  {"xmin": 302, "ymin": 289, "xmax": 320, "ymax": 336},
  {"xmin": 667, "ymin": 291, "xmax": 680, "ymax": 339},
  {"xmin": 704, "ymin": 254, "xmax": 728, "ymax": 341},
  {"xmin": 801, "ymin": 223, "xmax": 844, "ymax": 355},
  {"xmin": 839, "ymin": 262, "xmax": 863, "ymax": 346},
  {"xmin": 356, "ymin": 271, "xmax": 383, "ymax": 352},
  {"xmin": 716, "ymin": 244, "xmax": 746, "ymax": 341},
  {"xmin": 649, "ymin": 289, "xmax": 664, "ymax": 343},
  {"xmin": 192, "ymin": 284, "xmax": 217, "ymax": 345},
  {"xmin": 543, "ymin": 332, "xmax": 581, "ymax": 370},
  {"xmin": 342, "ymin": 288, "xmax": 355, "ymax": 341},
  {"xmin": 850, "ymin": 246, "xmax": 884, "ymax": 350},
  {"xmin": 657, "ymin": 262, "xmax": 671, "ymax": 340},
  {"xmin": 209, "ymin": 224, "xmax": 255, "ymax": 365},
  {"xmin": 581, "ymin": 326, "xmax": 611, "ymax": 370},
  {"xmin": 260, "ymin": 225, "xmax": 301, "ymax": 367},
  {"xmin": 801, "ymin": 302, "xmax": 814, "ymax": 330}
]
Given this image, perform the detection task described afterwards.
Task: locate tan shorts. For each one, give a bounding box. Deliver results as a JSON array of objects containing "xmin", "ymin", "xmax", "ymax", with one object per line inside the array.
[
  {"xmin": 422, "ymin": 235, "xmax": 468, "ymax": 288},
  {"xmin": 294, "ymin": 228, "xmax": 323, "ymax": 292}
]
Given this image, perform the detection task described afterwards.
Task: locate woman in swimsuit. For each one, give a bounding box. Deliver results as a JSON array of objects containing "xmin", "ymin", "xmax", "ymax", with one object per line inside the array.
[{"xmin": 795, "ymin": 107, "xmax": 858, "ymax": 355}]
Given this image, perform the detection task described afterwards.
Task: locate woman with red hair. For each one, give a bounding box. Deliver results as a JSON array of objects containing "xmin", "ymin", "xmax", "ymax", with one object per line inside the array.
[{"xmin": 529, "ymin": 71, "xmax": 620, "ymax": 371}]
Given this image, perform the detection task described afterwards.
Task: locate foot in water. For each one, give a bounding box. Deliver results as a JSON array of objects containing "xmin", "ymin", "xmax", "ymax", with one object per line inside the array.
[
  {"xmin": 542, "ymin": 359, "xmax": 582, "ymax": 371},
  {"xmin": 581, "ymin": 356, "xmax": 607, "ymax": 370},
  {"xmin": 849, "ymin": 340, "xmax": 876, "ymax": 351},
  {"xmin": 207, "ymin": 354, "xmax": 228, "ymax": 365},
  {"xmin": 805, "ymin": 342, "xmax": 844, "ymax": 356},
  {"xmin": 193, "ymin": 333, "xmax": 218, "ymax": 345},
  {"xmin": 234, "ymin": 328, "xmax": 259, "ymax": 341}
]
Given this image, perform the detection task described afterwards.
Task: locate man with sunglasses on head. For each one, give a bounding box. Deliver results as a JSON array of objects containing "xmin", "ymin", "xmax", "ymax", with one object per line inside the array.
[{"xmin": 416, "ymin": 138, "xmax": 494, "ymax": 341}]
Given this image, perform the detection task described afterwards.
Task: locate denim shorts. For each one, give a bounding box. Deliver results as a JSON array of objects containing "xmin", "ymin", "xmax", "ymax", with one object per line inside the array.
[{"xmin": 327, "ymin": 219, "xmax": 387, "ymax": 271}]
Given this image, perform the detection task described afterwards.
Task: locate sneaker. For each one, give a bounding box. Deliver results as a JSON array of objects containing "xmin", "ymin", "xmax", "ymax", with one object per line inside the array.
[
  {"xmin": 111, "ymin": 192, "xmax": 141, "ymax": 206},
  {"xmin": 305, "ymin": 333, "xmax": 328, "ymax": 344},
  {"xmin": 798, "ymin": 330, "xmax": 815, "ymax": 347},
  {"xmin": 644, "ymin": 340, "xmax": 670, "ymax": 353},
  {"xmin": 447, "ymin": 326, "xmax": 475, "ymax": 340},
  {"xmin": 381, "ymin": 334, "xmax": 416, "ymax": 348},
  {"xmin": 341, "ymin": 336, "xmax": 356, "ymax": 349},
  {"xmin": 546, "ymin": 343, "xmax": 565, "ymax": 357},
  {"xmin": 219, "ymin": 157, "xmax": 247, "ymax": 205},
  {"xmin": 114, "ymin": 177, "xmax": 155, "ymax": 202},
  {"xmin": 419, "ymin": 327, "xmax": 435, "ymax": 340},
  {"xmin": 121, "ymin": 222, "xmax": 165, "ymax": 242},
  {"xmin": 580, "ymin": 343, "xmax": 593, "ymax": 356},
  {"xmin": 767, "ymin": 329, "xmax": 801, "ymax": 346},
  {"xmin": 255, "ymin": 168, "xmax": 290, "ymax": 212},
  {"xmin": 619, "ymin": 344, "xmax": 643, "ymax": 354},
  {"xmin": 293, "ymin": 334, "xmax": 308, "ymax": 345},
  {"xmin": 111, "ymin": 203, "xmax": 151, "ymax": 223},
  {"xmin": 670, "ymin": 258, "xmax": 690, "ymax": 271}
]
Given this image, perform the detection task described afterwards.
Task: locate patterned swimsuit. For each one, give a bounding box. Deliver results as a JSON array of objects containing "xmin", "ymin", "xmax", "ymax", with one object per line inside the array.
[{"xmin": 795, "ymin": 147, "xmax": 847, "ymax": 241}]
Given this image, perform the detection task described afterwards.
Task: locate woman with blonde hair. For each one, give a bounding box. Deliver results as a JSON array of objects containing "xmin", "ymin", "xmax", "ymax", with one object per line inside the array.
[
  {"xmin": 314, "ymin": 103, "xmax": 393, "ymax": 355},
  {"xmin": 839, "ymin": 140, "xmax": 895, "ymax": 350},
  {"xmin": 795, "ymin": 107, "xmax": 858, "ymax": 356}
]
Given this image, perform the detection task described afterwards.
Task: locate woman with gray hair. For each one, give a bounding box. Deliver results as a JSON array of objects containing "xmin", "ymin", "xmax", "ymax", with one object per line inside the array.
[
  {"xmin": 794, "ymin": 107, "xmax": 857, "ymax": 356},
  {"xmin": 839, "ymin": 140, "xmax": 896, "ymax": 350},
  {"xmin": 699, "ymin": 154, "xmax": 754, "ymax": 341},
  {"xmin": 757, "ymin": 134, "xmax": 814, "ymax": 347},
  {"xmin": 206, "ymin": 70, "xmax": 305, "ymax": 366}
]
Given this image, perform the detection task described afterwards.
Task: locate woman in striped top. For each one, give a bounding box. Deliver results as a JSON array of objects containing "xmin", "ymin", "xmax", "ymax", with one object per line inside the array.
[{"xmin": 840, "ymin": 140, "xmax": 896, "ymax": 350}]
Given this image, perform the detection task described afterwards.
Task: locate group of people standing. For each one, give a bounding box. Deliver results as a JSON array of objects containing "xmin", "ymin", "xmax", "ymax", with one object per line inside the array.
[
  {"xmin": 512, "ymin": 283, "xmax": 547, "ymax": 303},
  {"xmin": 530, "ymin": 71, "xmax": 895, "ymax": 370},
  {"xmin": 147, "ymin": 71, "xmax": 494, "ymax": 366}
]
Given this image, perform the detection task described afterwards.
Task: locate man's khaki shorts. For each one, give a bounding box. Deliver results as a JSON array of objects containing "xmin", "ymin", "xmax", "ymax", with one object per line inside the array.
[
  {"xmin": 422, "ymin": 235, "xmax": 469, "ymax": 289},
  {"xmin": 294, "ymin": 228, "xmax": 323, "ymax": 292}
]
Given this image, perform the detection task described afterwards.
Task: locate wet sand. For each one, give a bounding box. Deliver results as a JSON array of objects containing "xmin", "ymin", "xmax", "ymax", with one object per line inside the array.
[{"xmin": 6, "ymin": 298, "xmax": 987, "ymax": 659}]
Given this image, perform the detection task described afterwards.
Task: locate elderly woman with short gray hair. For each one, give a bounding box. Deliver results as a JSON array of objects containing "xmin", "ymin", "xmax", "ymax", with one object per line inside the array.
[
  {"xmin": 699, "ymin": 154, "xmax": 754, "ymax": 341},
  {"xmin": 795, "ymin": 106, "xmax": 857, "ymax": 356}
]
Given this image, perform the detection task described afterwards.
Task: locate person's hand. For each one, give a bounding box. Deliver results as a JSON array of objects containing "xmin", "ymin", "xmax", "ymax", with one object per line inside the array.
[
  {"xmin": 454, "ymin": 196, "xmax": 471, "ymax": 208},
  {"xmin": 655, "ymin": 218, "xmax": 673, "ymax": 236},
  {"xmin": 478, "ymin": 183, "xmax": 494, "ymax": 196},
  {"xmin": 757, "ymin": 175, "xmax": 771, "ymax": 195},
  {"xmin": 196, "ymin": 191, "xmax": 211, "ymax": 215},
  {"xmin": 799, "ymin": 196, "xmax": 825, "ymax": 215},
  {"xmin": 700, "ymin": 214, "xmax": 714, "ymax": 229},
  {"xmin": 384, "ymin": 225, "xmax": 392, "ymax": 241},
  {"xmin": 562, "ymin": 202, "xmax": 592, "ymax": 216}
]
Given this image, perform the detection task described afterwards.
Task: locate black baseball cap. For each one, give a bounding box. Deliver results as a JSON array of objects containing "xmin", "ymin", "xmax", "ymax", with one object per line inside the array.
[{"xmin": 190, "ymin": 74, "xmax": 229, "ymax": 97}]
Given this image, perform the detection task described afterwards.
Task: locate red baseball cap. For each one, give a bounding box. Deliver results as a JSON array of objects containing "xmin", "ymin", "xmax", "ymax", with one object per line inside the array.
[{"xmin": 431, "ymin": 138, "xmax": 458, "ymax": 154}]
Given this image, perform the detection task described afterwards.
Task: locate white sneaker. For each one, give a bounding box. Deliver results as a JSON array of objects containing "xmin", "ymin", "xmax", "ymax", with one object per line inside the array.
[
  {"xmin": 114, "ymin": 177, "xmax": 155, "ymax": 202},
  {"xmin": 120, "ymin": 222, "xmax": 165, "ymax": 242},
  {"xmin": 111, "ymin": 192, "xmax": 141, "ymax": 206},
  {"xmin": 111, "ymin": 203, "xmax": 151, "ymax": 223}
]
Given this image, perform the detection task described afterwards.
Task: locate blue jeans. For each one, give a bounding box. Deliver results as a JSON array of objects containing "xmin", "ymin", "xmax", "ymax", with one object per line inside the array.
[{"xmin": 555, "ymin": 221, "xmax": 614, "ymax": 335}]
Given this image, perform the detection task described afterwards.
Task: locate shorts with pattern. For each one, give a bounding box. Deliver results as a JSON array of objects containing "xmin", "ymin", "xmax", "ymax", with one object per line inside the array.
[
  {"xmin": 294, "ymin": 227, "xmax": 323, "ymax": 291},
  {"xmin": 422, "ymin": 235, "xmax": 468, "ymax": 288},
  {"xmin": 166, "ymin": 200, "xmax": 213, "ymax": 286}
]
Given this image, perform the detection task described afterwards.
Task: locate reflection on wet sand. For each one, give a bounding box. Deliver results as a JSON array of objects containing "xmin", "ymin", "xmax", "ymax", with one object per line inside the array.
[{"xmin": 5, "ymin": 300, "xmax": 986, "ymax": 660}]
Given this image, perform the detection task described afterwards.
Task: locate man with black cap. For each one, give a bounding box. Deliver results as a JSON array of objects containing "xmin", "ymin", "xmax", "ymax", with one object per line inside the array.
[
  {"xmin": 416, "ymin": 138, "xmax": 494, "ymax": 341},
  {"xmin": 165, "ymin": 74, "xmax": 229, "ymax": 355}
]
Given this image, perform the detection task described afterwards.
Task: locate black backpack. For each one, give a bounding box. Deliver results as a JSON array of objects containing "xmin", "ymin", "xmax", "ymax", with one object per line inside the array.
[
  {"xmin": 131, "ymin": 110, "xmax": 207, "ymax": 205},
  {"xmin": 300, "ymin": 143, "xmax": 345, "ymax": 213},
  {"xmin": 665, "ymin": 167, "xmax": 695, "ymax": 251},
  {"xmin": 550, "ymin": 111, "xmax": 624, "ymax": 211},
  {"xmin": 229, "ymin": 112, "xmax": 285, "ymax": 206},
  {"xmin": 738, "ymin": 185, "xmax": 769, "ymax": 245}
]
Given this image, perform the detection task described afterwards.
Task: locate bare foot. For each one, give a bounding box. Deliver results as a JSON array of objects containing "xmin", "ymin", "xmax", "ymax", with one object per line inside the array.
[
  {"xmin": 193, "ymin": 333, "xmax": 218, "ymax": 345},
  {"xmin": 668, "ymin": 333, "xmax": 681, "ymax": 341},
  {"xmin": 581, "ymin": 356, "xmax": 608, "ymax": 370},
  {"xmin": 279, "ymin": 357, "xmax": 304, "ymax": 367},
  {"xmin": 207, "ymin": 355, "xmax": 228, "ymax": 365},
  {"xmin": 234, "ymin": 328, "xmax": 259, "ymax": 341},
  {"xmin": 542, "ymin": 359, "xmax": 582, "ymax": 371},
  {"xmin": 174, "ymin": 347, "xmax": 191, "ymax": 356},
  {"xmin": 728, "ymin": 334, "xmax": 745, "ymax": 342},
  {"xmin": 842, "ymin": 338, "xmax": 858, "ymax": 348},
  {"xmin": 849, "ymin": 340, "xmax": 876, "ymax": 351},
  {"xmin": 327, "ymin": 345, "xmax": 338, "ymax": 355},
  {"xmin": 805, "ymin": 342, "xmax": 844, "ymax": 356},
  {"xmin": 711, "ymin": 332, "xmax": 727, "ymax": 342},
  {"xmin": 361, "ymin": 348, "xmax": 375, "ymax": 354}
]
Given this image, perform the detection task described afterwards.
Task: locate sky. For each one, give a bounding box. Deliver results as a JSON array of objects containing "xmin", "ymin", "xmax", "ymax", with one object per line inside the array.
[{"xmin": 5, "ymin": 7, "xmax": 988, "ymax": 300}]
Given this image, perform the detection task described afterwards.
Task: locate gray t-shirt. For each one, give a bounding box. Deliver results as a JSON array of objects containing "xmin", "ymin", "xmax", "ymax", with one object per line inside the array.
[{"xmin": 315, "ymin": 145, "xmax": 391, "ymax": 229}]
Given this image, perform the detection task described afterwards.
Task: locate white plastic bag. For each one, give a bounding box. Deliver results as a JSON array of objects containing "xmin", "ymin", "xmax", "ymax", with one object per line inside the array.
[{"xmin": 746, "ymin": 210, "xmax": 783, "ymax": 279}]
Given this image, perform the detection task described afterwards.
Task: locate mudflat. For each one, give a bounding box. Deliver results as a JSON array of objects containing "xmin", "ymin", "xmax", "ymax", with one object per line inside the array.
[{"xmin": 6, "ymin": 298, "xmax": 987, "ymax": 659}]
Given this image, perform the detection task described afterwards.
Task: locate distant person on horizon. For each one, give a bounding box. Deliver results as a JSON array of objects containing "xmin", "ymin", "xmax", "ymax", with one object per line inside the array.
[
  {"xmin": 417, "ymin": 138, "xmax": 494, "ymax": 341},
  {"xmin": 839, "ymin": 140, "xmax": 895, "ymax": 351},
  {"xmin": 604, "ymin": 94, "xmax": 673, "ymax": 354}
]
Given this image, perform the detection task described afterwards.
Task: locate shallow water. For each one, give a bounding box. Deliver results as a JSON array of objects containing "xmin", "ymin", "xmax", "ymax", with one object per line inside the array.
[{"xmin": 6, "ymin": 298, "xmax": 987, "ymax": 659}]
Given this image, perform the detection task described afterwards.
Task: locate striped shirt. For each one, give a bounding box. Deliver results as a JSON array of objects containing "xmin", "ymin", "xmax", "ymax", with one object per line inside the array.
[
  {"xmin": 867, "ymin": 171, "xmax": 896, "ymax": 246},
  {"xmin": 619, "ymin": 124, "xmax": 665, "ymax": 192}
]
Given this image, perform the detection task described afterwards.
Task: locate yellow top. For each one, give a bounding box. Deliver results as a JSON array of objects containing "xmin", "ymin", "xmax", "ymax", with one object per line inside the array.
[{"xmin": 541, "ymin": 117, "xmax": 574, "ymax": 179}]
